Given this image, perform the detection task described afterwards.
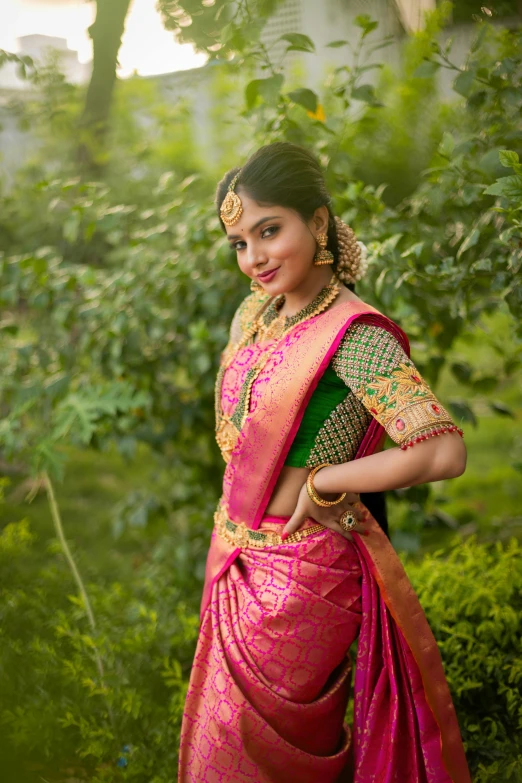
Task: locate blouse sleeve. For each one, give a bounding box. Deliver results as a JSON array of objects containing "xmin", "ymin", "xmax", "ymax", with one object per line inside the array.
[{"xmin": 331, "ymin": 320, "xmax": 464, "ymax": 451}]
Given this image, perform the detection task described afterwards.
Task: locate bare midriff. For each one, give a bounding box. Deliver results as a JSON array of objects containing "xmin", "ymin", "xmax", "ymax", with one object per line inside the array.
[{"xmin": 264, "ymin": 465, "xmax": 310, "ymax": 516}]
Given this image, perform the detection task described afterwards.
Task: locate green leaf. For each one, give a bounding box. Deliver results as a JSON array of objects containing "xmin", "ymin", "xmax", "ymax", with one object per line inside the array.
[
  {"xmin": 245, "ymin": 74, "xmax": 284, "ymax": 110},
  {"xmin": 438, "ymin": 131, "xmax": 455, "ymax": 158},
  {"xmin": 354, "ymin": 15, "xmax": 378, "ymax": 38},
  {"xmin": 499, "ymin": 150, "xmax": 520, "ymax": 170},
  {"xmin": 470, "ymin": 22, "xmax": 488, "ymax": 53},
  {"xmin": 489, "ymin": 401, "xmax": 515, "ymax": 418},
  {"xmin": 219, "ymin": 22, "xmax": 235, "ymax": 46},
  {"xmin": 413, "ymin": 60, "xmax": 440, "ymax": 79},
  {"xmin": 326, "ymin": 40, "xmax": 349, "ymax": 48},
  {"xmin": 453, "ymin": 69, "xmax": 476, "ymax": 97},
  {"xmin": 43, "ymin": 373, "xmax": 71, "ymax": 399},
  {"xmin": 451, "ymin": 361, "xmax": 473, "ymax": 384},
  {"xmin": 245, "ymin": 80, "xmax": 260, "ymax": 110},
  {"xmin": 367, "ymin": 37, "xmax": 395, "ymax": 55},
  {"xmin": 287, "ymin": 88, "xmax": 318, "ymax": 113},
  {"xmin": 484, "ymin": 175, "xmax": 522, "ymax": 200},
  {"xmin": 63, "ymin": 213, "xmax": 80, "ymax": 244},
  {"xmin": 447, "ymin": 400, "xmax": 477, "ymax": 425},
  {"xmin": 472, "ymin": 375, "xmax": 498, "ymax": 393},
  {"xmin": 279, "ymin": 33, "xmax": 315, "ymax": 53},
  {"xmin": 358, "ymin": 63, "xmax": 384, "ymax": 74},
  {"xmin": 470, "ymin": 258, "xmax": 492, "ymax": 273},
  {"xmin": 456, "ymin": 228, "xmax": 480, "ymax": 259},
  {"xmin": 0, "ymin": 318, "xmax": 18, "ymax": 335},
  {"xmin": 352, "ymin": 84, "xmax": 377, "ymax": 103}
]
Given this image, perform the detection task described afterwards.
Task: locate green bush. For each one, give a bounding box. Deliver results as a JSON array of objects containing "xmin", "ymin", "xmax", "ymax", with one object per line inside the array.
[
  {"xmin": 406, "ymin": 537, "xmax": 522, "ymax": 781},
  {"xmin": 0, "ymin": 480, "xmax": 205, "ymax": 782}
]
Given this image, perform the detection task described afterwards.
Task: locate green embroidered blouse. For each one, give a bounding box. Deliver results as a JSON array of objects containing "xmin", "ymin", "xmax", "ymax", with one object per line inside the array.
[{"xmin": 228, "ymin": 293, "xmax": 462, "ymax": 468}]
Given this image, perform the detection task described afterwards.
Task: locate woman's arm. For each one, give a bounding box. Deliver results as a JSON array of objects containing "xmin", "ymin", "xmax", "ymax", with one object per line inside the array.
[
  {"xmin": 313, "ymin": 429, "xmax": 467, "ymax": 496},
  {"xmin": 282, "ymin": 320, "xmax": 467, "ymax": 538},
  {"xmin": 322, "ymin": 320, "xmax": 467, "ymax": 492},
  {"xmin": 281, "ymin": 432, "xmax": 466, "ymax": 539}
]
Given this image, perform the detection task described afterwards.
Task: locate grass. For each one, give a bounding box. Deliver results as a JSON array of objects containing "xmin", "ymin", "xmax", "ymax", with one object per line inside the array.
[{"xmin": 0, "ymin": 443, "xmax": 170, "ymax": 587}]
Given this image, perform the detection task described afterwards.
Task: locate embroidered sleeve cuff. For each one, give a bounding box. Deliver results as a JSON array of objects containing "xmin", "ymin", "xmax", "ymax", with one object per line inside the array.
[
  {"xmin": 382, "ymin": 397, "xmax": 464, "ymax": 450},
  {"xmin": 356, "ymin": 362, "xmax": 464, "ymax": 450}
]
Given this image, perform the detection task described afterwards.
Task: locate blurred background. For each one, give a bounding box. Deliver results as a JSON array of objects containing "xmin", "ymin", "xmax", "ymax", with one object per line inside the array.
[{"xmin": 0, "ymin": 1, "xmax": 521, "ymax": 780}]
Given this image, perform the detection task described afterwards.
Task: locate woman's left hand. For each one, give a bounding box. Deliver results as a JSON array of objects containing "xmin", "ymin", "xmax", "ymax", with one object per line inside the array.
[{"xmin": 282, "ymin": 481, "xmax": 368, "ymax": 542}]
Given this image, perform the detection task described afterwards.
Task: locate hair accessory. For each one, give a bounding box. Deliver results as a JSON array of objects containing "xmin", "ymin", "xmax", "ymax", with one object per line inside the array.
[
  {"xmin": 220, "ymin": 171, "xmax": 243, "ymax": 226},
  {"xmin": 306, "ymin": 463, "xmax": 346, "ymax": 507},
  {"xmin": 313, "ymin": 233, "xmax": 334, "ymax": 266},
  {"xmin": 339, "ymin": 509, "xmax": 357, "ymax": 532},
  {"xmin": 334, "ymin": 216, "xmax": 369, "ymax": 285}
]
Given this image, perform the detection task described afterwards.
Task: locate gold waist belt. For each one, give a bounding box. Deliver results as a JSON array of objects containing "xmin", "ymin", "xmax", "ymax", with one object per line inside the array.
[{"xmin": 214, "ymin": 502, "xmax": 325, "ymax": 548}]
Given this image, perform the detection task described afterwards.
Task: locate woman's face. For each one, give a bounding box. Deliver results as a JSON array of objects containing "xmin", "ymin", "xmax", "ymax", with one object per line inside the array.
[{"xmin": 224, "ymin": 188, "xmax": 329, "ymax": 296}]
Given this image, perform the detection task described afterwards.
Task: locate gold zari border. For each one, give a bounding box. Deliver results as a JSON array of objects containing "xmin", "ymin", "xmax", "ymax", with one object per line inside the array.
[{"xmin": 214, "ymin": 502, "xmax": 325, "ymax": 548}]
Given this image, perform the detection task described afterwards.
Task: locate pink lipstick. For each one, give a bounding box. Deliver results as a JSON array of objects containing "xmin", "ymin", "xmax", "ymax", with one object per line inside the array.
[{"xmin": 258, "ymin": 267, "xmax": 279, "ymax": 283}]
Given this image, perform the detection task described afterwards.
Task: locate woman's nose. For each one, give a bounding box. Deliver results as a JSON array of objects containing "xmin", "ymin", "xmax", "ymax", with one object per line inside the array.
[{"xmin": 247, "ymin": 242, "xmax": 267, "ymax": 268}]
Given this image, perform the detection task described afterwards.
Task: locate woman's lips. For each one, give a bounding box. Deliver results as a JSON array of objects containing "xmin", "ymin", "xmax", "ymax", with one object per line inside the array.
[{"xmin": 258, "ymin": 267, "xmax": 280, "ymax": 282}]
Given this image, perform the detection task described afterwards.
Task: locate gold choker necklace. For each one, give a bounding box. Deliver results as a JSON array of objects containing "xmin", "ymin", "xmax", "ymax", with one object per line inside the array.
[
  {"xmin": 215, "ymin": 274, "xmax": 342, "ymax": 463},
  {"xmin": 252, "ymin": 274, "xmax": 341, "ymax": 344}
]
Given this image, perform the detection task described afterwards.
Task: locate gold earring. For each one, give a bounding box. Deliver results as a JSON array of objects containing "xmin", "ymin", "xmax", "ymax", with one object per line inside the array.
[
  {"xmin": 313, "ymin": 232, "xmax": 334, "ymax": 266},
  {"xmin": 250, "ymin": 279, "xmax": 263, "ymax": 292}
]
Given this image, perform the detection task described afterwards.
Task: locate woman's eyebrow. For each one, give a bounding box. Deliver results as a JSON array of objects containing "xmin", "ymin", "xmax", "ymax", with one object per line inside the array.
[{"xmin": 227, "ymin": 216, "xmax": 282, "ymax": 241}]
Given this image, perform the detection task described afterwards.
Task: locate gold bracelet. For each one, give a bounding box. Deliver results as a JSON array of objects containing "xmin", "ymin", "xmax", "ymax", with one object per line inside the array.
[{"xmin": 306, "ymin": 462, "xmax": 346, "ymax": 507}]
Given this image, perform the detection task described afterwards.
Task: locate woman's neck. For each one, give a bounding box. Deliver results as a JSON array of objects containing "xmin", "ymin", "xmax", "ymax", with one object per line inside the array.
[{"xmin": 277, "ymin": 266, "xmax": 335, "ymax": 318}]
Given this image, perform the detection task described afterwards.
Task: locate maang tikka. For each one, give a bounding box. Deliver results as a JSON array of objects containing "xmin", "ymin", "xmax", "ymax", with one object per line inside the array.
[{"xmin": 220, "ymin": 170, "xmax": 243, "ymax": 227}]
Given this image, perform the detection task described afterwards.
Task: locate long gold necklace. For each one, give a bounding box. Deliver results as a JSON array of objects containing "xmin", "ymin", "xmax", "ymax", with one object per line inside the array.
[{"xmin": 215, "ymin": 273, "xmax": 341, "ymax": 463}]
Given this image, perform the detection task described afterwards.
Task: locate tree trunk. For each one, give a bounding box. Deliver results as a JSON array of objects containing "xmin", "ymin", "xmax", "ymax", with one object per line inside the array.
[{"xmin": 77, "ymin": 0, "xmax": 132, "ymax": 174}]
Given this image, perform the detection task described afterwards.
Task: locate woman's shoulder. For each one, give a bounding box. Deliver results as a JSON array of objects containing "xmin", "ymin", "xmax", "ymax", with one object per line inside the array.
[
  {"xmin": 337, "ymin": 316, "xmax": 409, "ymax": 351},
  {"xmin": 332, "ymin": 287, "xmax": 395, "ymax": 327},
  {"xmin": 331, "ymin": 313, "xmax": 413, "ymax": 387}
]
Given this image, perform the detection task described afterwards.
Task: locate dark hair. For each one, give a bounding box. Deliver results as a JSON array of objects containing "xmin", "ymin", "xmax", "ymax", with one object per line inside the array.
[
  {"xmin": 215, "ymin": 141, "xmax": 354, "ymax": 292},
  {"xmin": 216, "ymin": 141, "xmax": 390, "ymax": 539}
]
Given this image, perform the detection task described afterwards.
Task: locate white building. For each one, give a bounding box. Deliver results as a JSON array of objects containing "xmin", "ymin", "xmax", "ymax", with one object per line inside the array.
[{"xmin": 0, "ymin": 34, "xmax": 90, "ymax": 91}]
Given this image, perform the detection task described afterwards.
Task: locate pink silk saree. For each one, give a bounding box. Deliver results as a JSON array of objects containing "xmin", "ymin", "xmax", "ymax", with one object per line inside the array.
[{"xmin": 178, "ymin": 300, "xmax": 471, "ymax": 783}]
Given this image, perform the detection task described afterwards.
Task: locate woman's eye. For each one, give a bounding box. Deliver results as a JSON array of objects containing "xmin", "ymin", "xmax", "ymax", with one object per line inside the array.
[{"xmin": 231, "ymin": 225, "xmax": 279, "ymax": 251}]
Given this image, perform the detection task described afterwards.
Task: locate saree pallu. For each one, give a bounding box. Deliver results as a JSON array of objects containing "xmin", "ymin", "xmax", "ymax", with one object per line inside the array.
[{"xmin": 178, "ymin": 300, "xmax": 471, "ymax": 783}]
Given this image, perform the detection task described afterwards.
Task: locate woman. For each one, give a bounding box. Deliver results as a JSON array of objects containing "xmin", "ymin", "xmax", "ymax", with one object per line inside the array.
[{"xmin": 178, "ymin": 142, "xmax": 471, "ymax": 783}]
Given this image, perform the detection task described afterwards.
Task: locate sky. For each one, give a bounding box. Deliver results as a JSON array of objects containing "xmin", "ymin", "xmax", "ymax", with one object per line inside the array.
[{"xmin": 0, "ymin": 0, "xmax": 208, "ymax": 77}]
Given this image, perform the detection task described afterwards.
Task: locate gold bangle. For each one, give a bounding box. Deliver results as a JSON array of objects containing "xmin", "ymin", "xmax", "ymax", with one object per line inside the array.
[{"xmin": 306, "ymin": 462, "xmax": 346, "ymax": 507}]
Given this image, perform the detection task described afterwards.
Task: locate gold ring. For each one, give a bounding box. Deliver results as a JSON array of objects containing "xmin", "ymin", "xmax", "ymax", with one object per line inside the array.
[{"xmin": 339, "ymin": 510, "xmax": 357, "ymax": 532}]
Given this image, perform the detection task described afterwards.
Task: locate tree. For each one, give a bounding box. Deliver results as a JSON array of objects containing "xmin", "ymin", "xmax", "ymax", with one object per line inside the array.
[{"xmin": 78, "ymin": 0, "xmax": 132, "ymax": 173}]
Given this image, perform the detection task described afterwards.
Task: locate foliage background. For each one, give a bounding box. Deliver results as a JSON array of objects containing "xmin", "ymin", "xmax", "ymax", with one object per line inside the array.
[{"xmin": 0, "ymin": 2, "xmax": 521, "ymax": 780}]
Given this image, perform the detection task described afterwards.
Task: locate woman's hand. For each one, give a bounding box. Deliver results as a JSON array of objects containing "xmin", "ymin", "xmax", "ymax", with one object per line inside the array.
[{"xmin": 281, "ymin": 481, "xmax": 368, "ymax": 542}]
